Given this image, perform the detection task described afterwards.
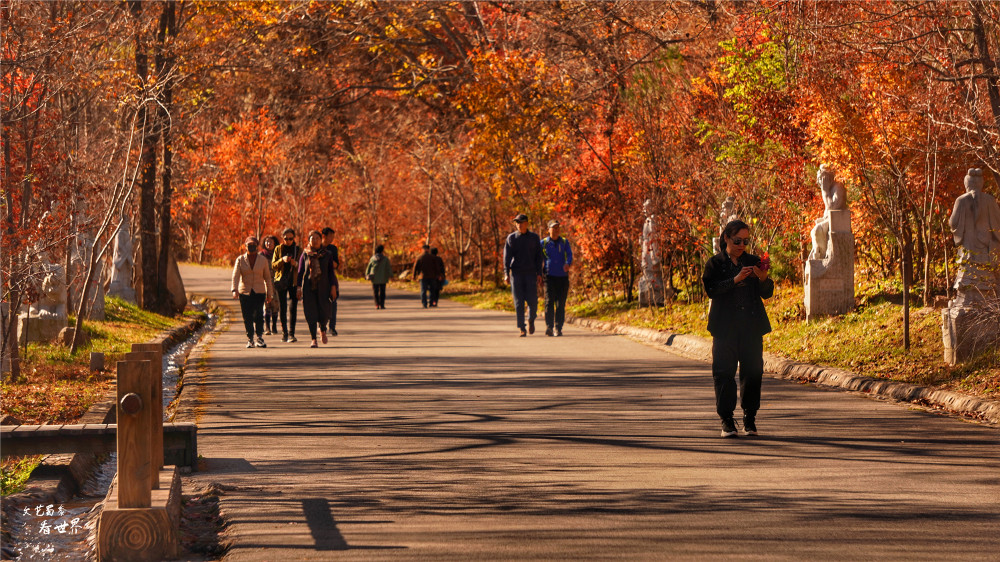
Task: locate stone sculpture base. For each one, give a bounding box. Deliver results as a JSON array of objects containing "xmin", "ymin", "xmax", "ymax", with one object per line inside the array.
[
  {"xmin": 638, "ymin": 274, "xmax": 664, "ymax": 307},
  {"xmin": 942, "ymin": 295, "xmax": 1000, "ymax": 365},
  {"xmin": 805, "ymin": 210, "xmax": 855, "ymax": 321},
  {"xmin": 17, "ymin": 314, "xmax": 65, "ymax": 345}
]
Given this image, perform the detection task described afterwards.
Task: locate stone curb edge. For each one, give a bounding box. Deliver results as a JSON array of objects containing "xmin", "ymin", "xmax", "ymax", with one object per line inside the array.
[
  {"xmin": 566, "ymin": 315, "xmax": 1000, "ymax": 426},
  {"xmin": 171, "ymin": 294, "xmax": 229, "ymax": 425}
]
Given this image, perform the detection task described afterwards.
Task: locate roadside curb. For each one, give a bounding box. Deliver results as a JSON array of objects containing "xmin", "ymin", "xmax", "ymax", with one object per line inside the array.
[
  {"xmin": 172, "ymin": 294, "xmax": 229, "ymax": 425},
  {"xmin": 566, "ymin": 315, "xmax": 1000, "ymax": 426}
]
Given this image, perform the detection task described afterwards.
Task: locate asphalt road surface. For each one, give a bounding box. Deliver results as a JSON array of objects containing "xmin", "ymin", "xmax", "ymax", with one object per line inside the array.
[{"xmin": 179, "ymin": 264, "xmax": 999, "ymax": 561}]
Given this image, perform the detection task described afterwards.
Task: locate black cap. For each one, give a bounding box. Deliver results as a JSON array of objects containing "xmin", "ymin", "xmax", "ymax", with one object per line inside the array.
[
  {"xmin": 513, "ymin": 213, "xmax": 528, "ymax": 223},
  {"xmin": 321, "ymin": 227, "xmax": 334, "ymax": 235},
  {"xmin": 547, "ymin": 220, "xmax": 560, "ymax": 228}
]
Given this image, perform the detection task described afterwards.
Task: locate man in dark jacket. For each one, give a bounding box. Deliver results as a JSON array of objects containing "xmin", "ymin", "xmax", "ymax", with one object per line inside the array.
[
  {"xmin": 430, "ymin": 247, "xmax": 445, "ymax": 307},
  {"xmin": 412, "ymin": 245, "xmax": 439, "ymax": 308},
  {"xmin": 503, "ymin": 213, "xmax": 544, "ymax": 337}
]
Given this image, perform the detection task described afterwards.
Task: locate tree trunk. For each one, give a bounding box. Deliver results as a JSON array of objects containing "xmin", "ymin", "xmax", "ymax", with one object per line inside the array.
[
  {"xmin": 131, "ymin": 0, "xmax": 160, "ymax": 311},
  {"xmin": 155, "ymin": 0, "xmax": 177, "ymax": 315}
]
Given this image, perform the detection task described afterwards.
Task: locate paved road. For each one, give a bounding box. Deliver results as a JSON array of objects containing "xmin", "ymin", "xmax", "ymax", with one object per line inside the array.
[{"xmin": 179, "ymin": 264, "xmax": 999, "ymax": 561}]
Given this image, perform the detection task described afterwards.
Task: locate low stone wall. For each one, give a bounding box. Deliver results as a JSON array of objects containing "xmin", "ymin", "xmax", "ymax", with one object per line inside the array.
[{"xmin": 566, "ymin": 315, "xmax": 1000, "ymax": 426}]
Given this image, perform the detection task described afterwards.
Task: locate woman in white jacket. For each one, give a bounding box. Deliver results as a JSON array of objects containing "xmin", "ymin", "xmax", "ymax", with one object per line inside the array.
[{"xmin": 232, "ymin": 236, "xmax": 275, "ymax": 348}]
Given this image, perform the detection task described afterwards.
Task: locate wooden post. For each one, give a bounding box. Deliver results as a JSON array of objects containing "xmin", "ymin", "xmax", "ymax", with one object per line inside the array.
[
  {"xmin": 116, "ymin": 359, "xmax": 152, "ymax": 508},
  {"xmin": 126, "ymin": 349, "xmax": 162, "ymax": 490}
]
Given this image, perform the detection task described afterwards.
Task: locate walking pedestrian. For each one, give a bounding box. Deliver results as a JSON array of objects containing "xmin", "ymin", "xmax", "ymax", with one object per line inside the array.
[
  {"xmin": 430, "ymin": 247, "xmax": 445, "ymax": 307},
  {"xmin": 503, "ymin": 213, "xmax": 543, "ymax": 337},
  {"xmin": 271, "ymin": 228, "xmax": 302, "ymax": 342},
  {"xmin": 541, "ymin": 220, "xmax": 573, "ymax": 337},
  {"xmin": 366, "ymin": 244, "xmax": 393, "ymax": 309},
  {"xmin": 412, "ymin": 244, "xmax": 439, "ymax": 308},
  {"xmin": 322, "ymin": 227, "xmax": 340, "ymax": 336},
  {"xmin": 296, "ymin": 230, "xmax": 337, "ymax": 348},
  {"xmin": 261, "ymin": 235, "xmax": 280, "ymax": 335},
  {"xmin": 702, "ymin": 219, "xmax": 774, "ymax": 438},
  {"xmin": 231, "ymin": 236, "xmax": 275, "ymax": 349}
]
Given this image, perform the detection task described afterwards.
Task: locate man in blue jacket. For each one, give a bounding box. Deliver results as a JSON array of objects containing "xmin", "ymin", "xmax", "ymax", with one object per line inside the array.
[
  {"xmin": 503, "ymin": 213, "xmax": 543, "ymax": 337},
  {"xmin": 541, "ymin": 220, "xmax": 573, "ymax": 337}
]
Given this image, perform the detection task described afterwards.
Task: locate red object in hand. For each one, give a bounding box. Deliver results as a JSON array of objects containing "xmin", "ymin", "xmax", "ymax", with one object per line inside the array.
[{"xmin": 759, "ymin": 251, "xmax": 771, "ymax": 272}]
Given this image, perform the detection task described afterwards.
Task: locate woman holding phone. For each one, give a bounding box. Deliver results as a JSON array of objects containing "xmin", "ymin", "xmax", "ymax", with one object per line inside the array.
[{"xmin": 702, "ymin": 219, "xmax": 773, "ymax": 438}]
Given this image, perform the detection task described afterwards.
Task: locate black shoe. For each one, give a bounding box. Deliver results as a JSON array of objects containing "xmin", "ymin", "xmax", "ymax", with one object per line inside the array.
[
  {"xmin": 519, "ymin": 328, "xmax": 527, "ymax": 337},
  {"xmin": 246, "ymin": 339, "xmax": 255, "ymax": 349},
  {"xmin": 743, "ymin": 415, "xmax": 757, "ymax": 436},
  {"xmin": 256, "ymin": 336, "xmax": 267, "ymax": 348},
  {"xmin": 264, "ymin": 329, "xmax": 272, "ymax": 336},
  {"xmin": 528, "ymin": 321, "xmax": 535, "ymax": 335},
  {"xmin": 555, "ymin": 329, "xmax": 563, "ymax": 337},
  {"xmin": 545, "ymin": 327, "xmax": 554, "ymax": 337},
  {"xmin": 289, "ymin": 335, "xmax": 298, "ymax": 343},
  {"xmin": 330, "ymin": 329, "xmax": 338, "ymax": 337},
  {"xmin": 721, "ymin": 418, "xmax": 738, "ymax": 438},
  {"xmin": 281, "ymin": 333, "xmax": 288, "ymax": 343}
]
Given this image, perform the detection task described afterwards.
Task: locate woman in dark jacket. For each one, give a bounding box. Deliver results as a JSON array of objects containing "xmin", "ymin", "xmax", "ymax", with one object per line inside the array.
[
  {"xmin": 702, "ymin": 219, "xmax": 774, "ymax": 438},
  {"xmin": 296, "ymin": 230, "xmax": 338, "ymax": 348},
  {"xmin": 261, "ymin": 235, "xmax": 280, "ymax": 336}
]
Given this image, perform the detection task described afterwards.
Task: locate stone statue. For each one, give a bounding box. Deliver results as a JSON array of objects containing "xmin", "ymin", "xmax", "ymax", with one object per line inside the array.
[
  {"xmin": 638, "ymin": 199, "xmax": 664, "ymax": 306},
  {"xmin": 949, "ymin": 168, "xmax": 1000, "ymax": 293},
  {"xmin": 18, "ymin": 262, "xmax": 68, "ymax": 344},
  {"xmin": 70, "ymin": 213, "xmax": 106, "ymax": 320},
  {"xmin": 713, "ymin": 196, "xmax": 738, "ymax": 254},
  {"xmin": 804, "ymin": 164, "xmax": 855, "ymax": 320},
  {"xmin": 809, "ymin": 165, "xmax": 848, "ymax": 261},
  {"xmin": 942, "ymin": 168, "xmax": 1000, "ymax": 365},
  {"xmin": 107, "ymin": 221, "xmax": 136, "ymax": 302}
]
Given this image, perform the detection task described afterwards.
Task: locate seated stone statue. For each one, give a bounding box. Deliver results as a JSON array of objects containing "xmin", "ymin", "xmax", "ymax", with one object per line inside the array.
[
  {"xmin": 808, "ymin": 165, "xmax": 847, "ymax": 262},
  {"xmin": 29, "ymin": 266, "xmax": 67, "ymax": 320}
]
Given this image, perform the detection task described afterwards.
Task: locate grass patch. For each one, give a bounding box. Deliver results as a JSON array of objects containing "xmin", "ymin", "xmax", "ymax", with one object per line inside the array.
[
  {"xmin": 1, "ymin": 456, "xmax": 43, "ymax": 495},
  {"xmin": 1, "ymin": 296, "xmax": 184, "ymax": 425},
  {"xmin": 441, "ymin": 279, "xmax": 1000, "ymax": 401}
]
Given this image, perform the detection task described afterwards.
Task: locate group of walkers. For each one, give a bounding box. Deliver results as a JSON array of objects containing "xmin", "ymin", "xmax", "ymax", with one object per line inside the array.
[
  {"xmin": 232, "ymin": 213, "xmax": 773, "ymax": 440},
  {"xmin": 231, "ymin": 228, "xmax": 341, "ymax": 349},
  {"xmin": 502, "ymin": 212, "xmax": 775, "ymax": 439}
]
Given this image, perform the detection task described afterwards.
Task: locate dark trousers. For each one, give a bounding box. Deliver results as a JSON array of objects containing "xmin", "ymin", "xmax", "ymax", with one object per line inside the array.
[
  {"xmin": 420, "ymin": 279, "xmax": 432, "ymax": 306},
  {"xmin": 238, "ymin": 291, "xmax": 265, "ymax": 339},
  {"xmin": 544, "ymin": 275, "xmax": 570, "ymax": 330},
  {"xmin": 510, "ymin": 272, "xmax": 538, "ymax": 329},
  {"xmin": 264, "ymin": 306, "xmax": 277, "ymax": 333},
  {"xmin": 329, "ymin": 298, "xmax": 337, "ymax": 330},
  {"xmin": 711, "ymin": 331, "xmax": 764, "ymax": 419},
  {"xmin": 430, "ymin": 279, "xmax": 441, "ymax": 305},
  {"xmin": 276, "ymin": 286, "xmax": 298, "ymax": 336},
  {"xmin": 302, "ymin": 288, "xmax": 330, "ymax": 340},
  {"xmin": 372, "ymin": 283, "xmax": 386, "ymax": 308}
]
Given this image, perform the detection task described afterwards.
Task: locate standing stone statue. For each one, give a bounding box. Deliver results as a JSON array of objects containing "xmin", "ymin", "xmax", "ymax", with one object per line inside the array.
[
  {"xmin": 713, "ymin": 196, "xmax": 738, "ymax": 255},
  {"xmin": 638, "ymin": 199, "xmax": 665, "ymax": 307},
  {"xmin": 804, "ymin": 165, "xmax": 855, "ymax": 320},
  {"xmin": 107, "ymin": 222, "xmax": 136, "ymax": 303},
  {"xmin": 942, "ymin": 168, "xmax": 1000, "ymax": 364},
  {"xmin": 71, "ymin": 216, "xmax": 106, "ymax": 320}
]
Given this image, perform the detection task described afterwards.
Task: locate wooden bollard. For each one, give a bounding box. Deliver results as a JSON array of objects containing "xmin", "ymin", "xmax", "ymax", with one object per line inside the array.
[
  {"xmin": 116, "ymin": 358, "xmax": 153, "ymax": 508},
  {"xmin": 126, "ymin": 349, "xmax": 163, "ymax": 490}
]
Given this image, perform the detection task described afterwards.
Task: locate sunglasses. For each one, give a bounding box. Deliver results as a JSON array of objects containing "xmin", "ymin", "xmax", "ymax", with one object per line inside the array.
[{"xmin": 730, "ymin": 237, "xmax": 751, "ymax": 246}]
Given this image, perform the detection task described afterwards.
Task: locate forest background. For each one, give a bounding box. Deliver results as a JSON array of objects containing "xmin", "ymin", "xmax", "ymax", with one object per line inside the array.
[{"xmin": 4, "ymin": 1, "xmax": 1000, "ymax": 374}]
